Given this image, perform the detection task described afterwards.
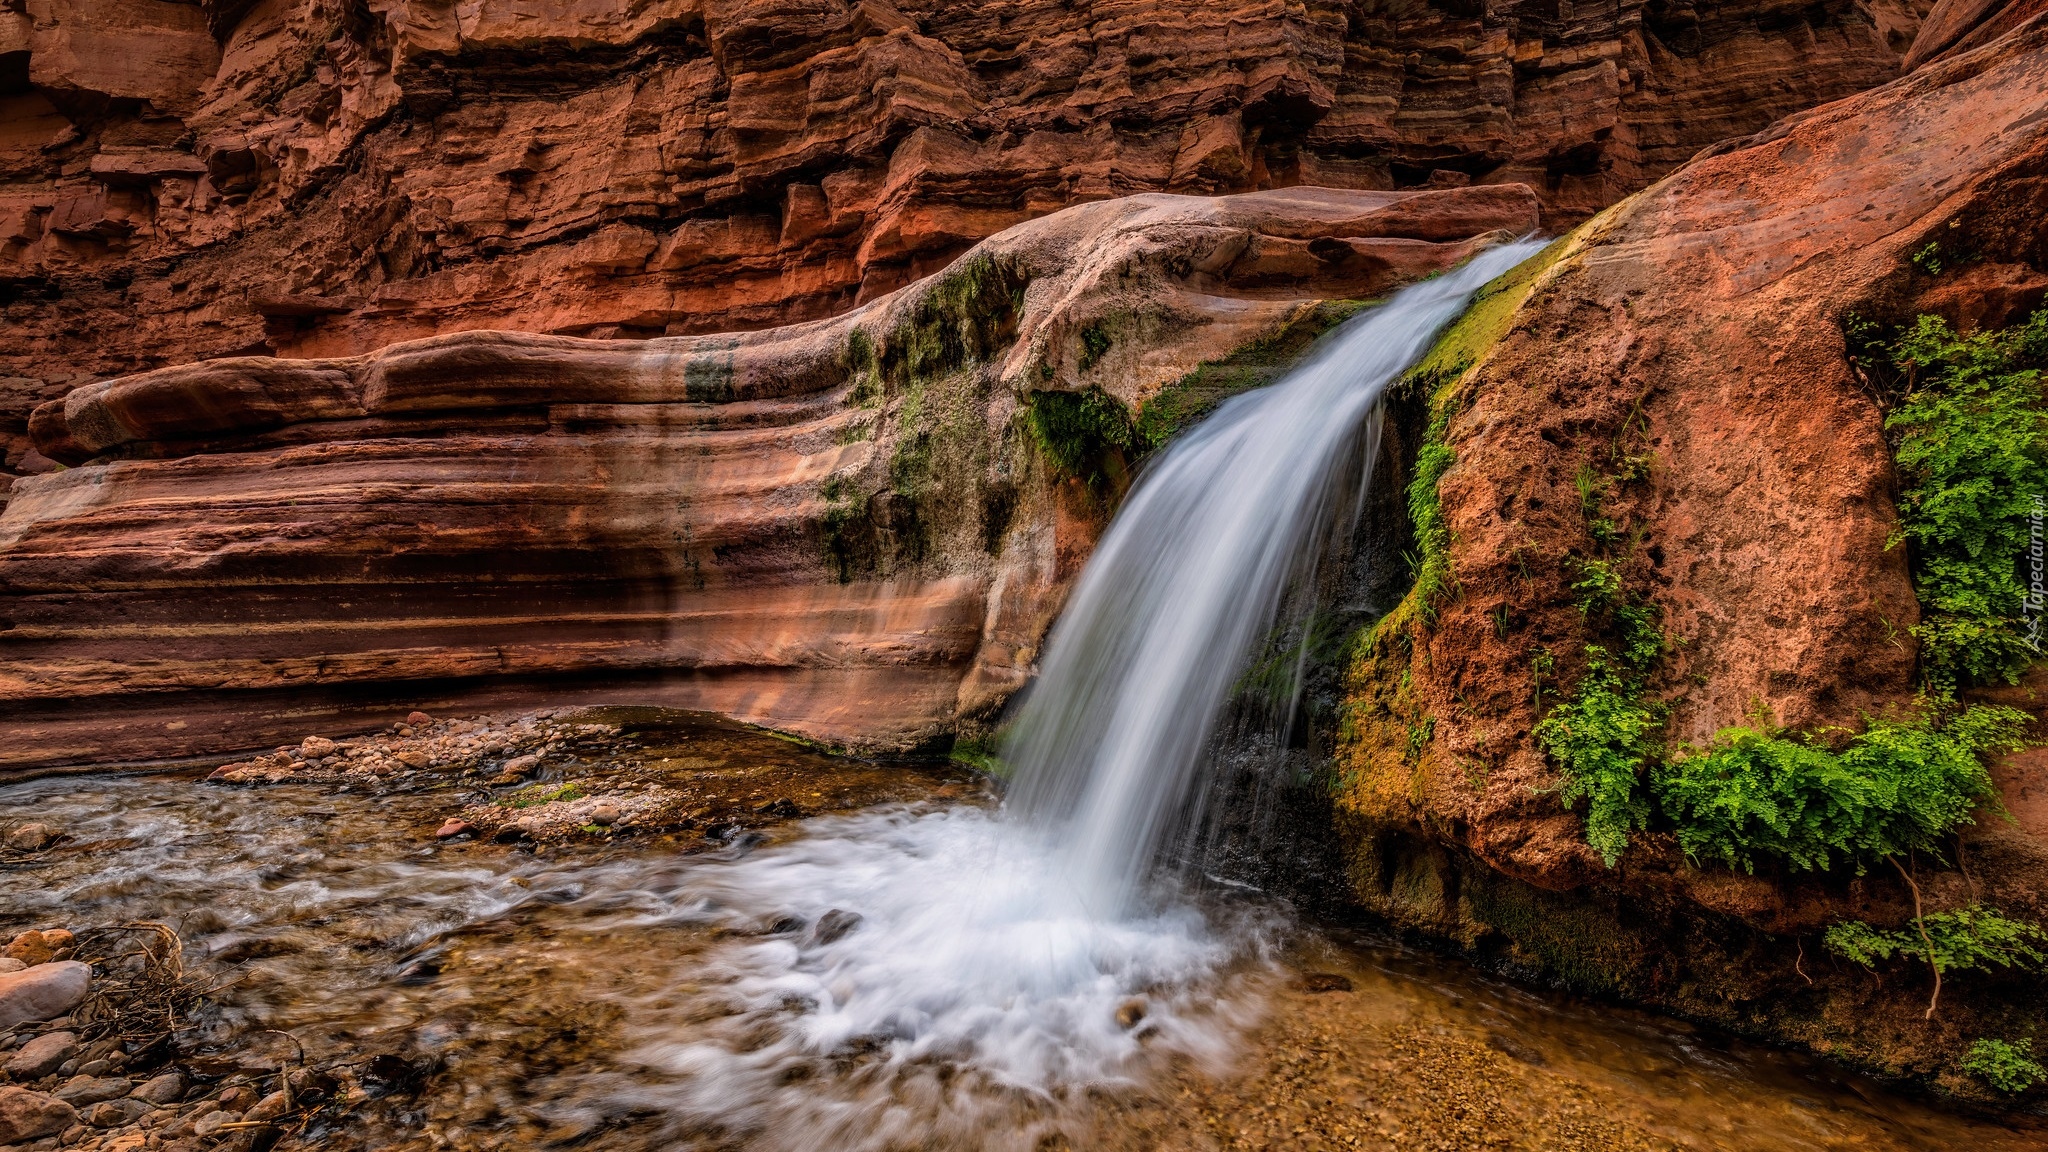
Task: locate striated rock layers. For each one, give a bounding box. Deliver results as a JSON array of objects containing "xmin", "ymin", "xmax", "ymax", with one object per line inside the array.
[
  {"xmin": 0, "ymin": 183, "xmax": 1540, "ymax": 771},
  {"xmin": 1334, "ymin": 12, "xmax": 2048, "ymax": 1084},
  {"xmin": 0, "ymin": 0, "xmax": 1928, "ymax": 481}
]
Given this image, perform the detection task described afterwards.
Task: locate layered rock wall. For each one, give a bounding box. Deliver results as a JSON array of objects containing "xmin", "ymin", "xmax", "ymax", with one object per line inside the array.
[
  {"xmin": 0, "ymin": 0, "xmax": 1925, "ymax": 479},
  {"xmin": 0, "ymin": 183, "xmax": 1539, "ymax": 770}
]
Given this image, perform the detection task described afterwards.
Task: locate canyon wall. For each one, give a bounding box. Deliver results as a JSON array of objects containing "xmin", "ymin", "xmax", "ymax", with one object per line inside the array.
[
  {"xmin": 1, "ymin": 0, "xmax": 1927, "ymax": 481},
  {"xmin": 0, "ymin": 183, "xmax": 1539, "ymax": 769},
  {"xmin": 1333, "ymin": 8, "xmax": 2048, "ymax": 1087}
]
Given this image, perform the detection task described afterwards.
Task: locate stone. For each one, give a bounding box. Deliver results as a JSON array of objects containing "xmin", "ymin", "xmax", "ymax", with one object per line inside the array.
[
  {"xmin": 2, "ymin": 932, "xmax": 66, "ymax": 968},
  {"xmin": 434, "ymin": 819, "xmax": 473, "ymax": 839},
  {"xmin": 0, "ymin": 964, "xmax": 90, "ymax": 1030},
  {"xmin": 1115, "ymin": 999, "xmax": 1147, "ymax": 1029},
  {"xmin": 127, "ymin": 1074, "xmax": 181, "ymax": 1106},
  {"xmin": 586, "ymin": 805, "xmax": 620, "ymax": 827},
  {"xmin": 4, "ymin": 824, "xmax": 55, "ymax": 852},
  {"xmin": 298, "ymin": 736, "xmax": 336, "ymax": 759},
  {"xmin": 406, "ymin": 712, "xmax": 433, "ymax": 726},
  {"xmin": 2, "ymin": 1033, "xmax": 78, "ymax": 1080},
  {"xmin": 499, "ymin": 754, "xmax": 542, "ymax": 778},
  {"xmin": 52, "ymin": 1078, "xmax": 130, "ymax": 1107},
  {"xmin": 396, "ymin": 750, "xmax": 431, "ymax": 769},
  {"xmin": 214, "ymin": 1086, "xmax": 255, "ymax": 1113},
  {"xmin": 243, "ymin": 1091, "xmax": 289, "ymax": 1122},
  {"xmin": 189, "ymin": 1109, "xmax": 229, "ymax": 1137},
  {"xmin": 0, "ymin": 958, "xmax": 23, "ymax": 974},
  {"xmin": 84, "ymin": 1098, "xmax": 149, "ymax": 1127},
  {"xmin": 809, "ymin": 910, "xmax": 862, "ymax": 946},
  {"xmin": 0, "ymin": 1086, "xmax": 76, "ymax": 1144}
]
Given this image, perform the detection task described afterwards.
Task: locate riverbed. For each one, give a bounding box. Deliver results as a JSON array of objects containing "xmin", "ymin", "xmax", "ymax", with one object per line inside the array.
[{"xmin": 0, "ymin": 710, "xmax": 2037, "ymax": 1152}]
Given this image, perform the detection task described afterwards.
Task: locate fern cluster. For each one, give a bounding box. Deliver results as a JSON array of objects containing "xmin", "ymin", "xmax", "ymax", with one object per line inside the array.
[
  {"xmin": 1884, "ymin": 309, "xmax": 2048, "ymax": 692},
  {"xmin": 1824, "ymin": 904, "xmax": 2048, "ymax": 974},
  {"xmin": 1654, "ymin": 705, "xmax": 2028, "ymax": 873},
  {"xmin": 1533, "ymin": 647, "xmax": 1662, "ymax": 865},
  {"xmin": 1962, "ymin": 1038, "xmax": 2048, "ymax": 1094}
]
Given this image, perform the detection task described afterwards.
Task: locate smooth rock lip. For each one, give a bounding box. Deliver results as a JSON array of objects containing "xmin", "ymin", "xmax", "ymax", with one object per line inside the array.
[{"xmin": 0, "ymin": 961, "xmax": 91, "ymax": 1029}]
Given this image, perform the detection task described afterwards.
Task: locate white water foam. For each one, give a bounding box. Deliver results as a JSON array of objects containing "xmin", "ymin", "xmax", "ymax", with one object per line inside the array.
[
  {"xmin": 588, "ymin": 239, "xmax": 1547, "ymax": 1148},
  {"xmin": 581, "ymin": 806, "xmax": 1274, "ymax": 1149}
]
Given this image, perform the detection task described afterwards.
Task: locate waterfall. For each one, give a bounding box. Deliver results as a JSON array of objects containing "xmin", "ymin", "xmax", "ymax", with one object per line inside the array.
[
  {"xmin": 1004, "ymin": 238, "xmax": 1545, "ymax": 915},
  {"xmin": 596, "ymin": 238, "xmax": 1547, "ymax": 1149}
]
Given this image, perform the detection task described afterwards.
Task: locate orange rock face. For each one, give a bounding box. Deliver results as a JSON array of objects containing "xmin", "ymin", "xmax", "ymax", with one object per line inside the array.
[
  {"xmin": 0, "ymin": 0, "xmax": 1923, "ymax": 480},
  {"xmin": 0, "ymin": 184, "xmax": 1539, "ymax": 770},
  {"xmin": 1342, "ymin": 14, "xmax": 2048, "ymax": 915}
]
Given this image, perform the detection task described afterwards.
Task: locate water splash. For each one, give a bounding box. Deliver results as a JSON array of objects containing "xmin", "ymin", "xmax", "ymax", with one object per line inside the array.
[
  {"xmin": 1004, "ymin": 239, "xmax": 1546, "ymax": 915},
  {"xmin": 574, "ymin": 240, "xmax": 1549, "ymax": 1146}
]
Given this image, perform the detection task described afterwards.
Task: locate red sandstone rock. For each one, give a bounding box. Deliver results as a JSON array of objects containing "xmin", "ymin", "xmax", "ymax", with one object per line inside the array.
[
  {"xmin": 1339, "ymin": 14, "xmax": 2048, "ymax": 904},
  {"xmin": 0, "ymin": 184, "xmax": 1538, "ymax": 771},
  {"xmin": 0, "ymin": 0, "xmax": 1922, "ymax": 482}
]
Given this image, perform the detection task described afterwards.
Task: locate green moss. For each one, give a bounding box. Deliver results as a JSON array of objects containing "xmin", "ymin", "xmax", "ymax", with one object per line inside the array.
[
  {"xmin": 949, "ymin": 732, "xmax": 1012, "ymax": 780},
  {"xmin": 1024, "ymin": 388, "xmax": 1135, "ymax": 487},
  {"xmin": 1135, "ymin": 299, "xmax": 1375, "ymax": 449},
  {"xmin": 1962, "ymin": 1038, "xmax": 2047, "ymax": 1093},
  {"xmin": 497, "ymin": 782, "xmax": 585, "ymax": 809}
]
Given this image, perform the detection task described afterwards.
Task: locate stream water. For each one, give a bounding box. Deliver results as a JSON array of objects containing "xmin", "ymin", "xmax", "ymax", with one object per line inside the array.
[{"xmin": 1, "ymin": 720, "xmax": 2037, "ymax": 1151}]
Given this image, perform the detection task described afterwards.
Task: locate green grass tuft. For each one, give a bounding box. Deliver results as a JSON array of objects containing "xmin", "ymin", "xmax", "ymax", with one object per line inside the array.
[{"xmin": 1962, "ymin": 1038, "xmax": 2048, "ymax": 1094}]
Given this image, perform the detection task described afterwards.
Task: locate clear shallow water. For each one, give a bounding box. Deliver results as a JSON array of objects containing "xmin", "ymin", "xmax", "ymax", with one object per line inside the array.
[{"xmin": 3, "ymin": 749, "xmax": 2040, "ymax": 1151}]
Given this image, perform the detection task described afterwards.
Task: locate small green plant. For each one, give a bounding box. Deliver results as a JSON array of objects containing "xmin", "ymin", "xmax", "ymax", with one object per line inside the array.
[
  {"xmin": 1911, "ymin": 241, "xmax": 1945, "ymax": 277},
  {"xmin": 1534, "ymin": 646, "xmax": 1663, "ymax": 865},
  {"xmin": 1025, "ymin": 389, "xmax": 1135, "ymax": 483},
  {"xmin": 1882, "ymin": 308, "xmax": 2048, "ymax": 692},
  {"xmin": 498, "ymin": 782, "xmax": 585, "ymax": 809},
  {"xmin": 1574, "ymin": 466, "xmax": 1621, "ymax": 548},
  {"xmin": 1654, "ymin": 704, "xmax": 2028, "ymax": 873},
  {"xmin": 1961, "ymin": 1037, "xmax": 2048, "ymax": 1093},
  {"xmin": 1825, "ymin": 904, "xmax": 2048, "ymax": 974}
]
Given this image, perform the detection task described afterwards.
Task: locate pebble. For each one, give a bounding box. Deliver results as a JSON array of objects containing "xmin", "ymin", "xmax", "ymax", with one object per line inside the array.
[
  {"xmin": 397, "ymin": 750, "xmax": 431, "ymax": 769},
  {"xmin": 587, "ymin": 804, "xmax": 620, "ymax": 826},
  {"xmin": 2, "ymin": 1032, "xmax": 78, "ymax": 1080},
  {"xmin": 190, "ymin": 1109, "xmax": 230, "ymax": 1137},
  {"xmin": 407, "ymin": 711, "xmax": 433, "ymax": 726},
  {"xmin": 5, "ymin": 823, "xmax": 56, "ymax": 852},
  {"xmin": 810, "ymin": 909, "xmax": 862, "ymax": 946},
  {"xmin": 244, "ymin": 1090, "xmax": 290, "ymax": 1122},
  {"xmin": 0, "ymin": 958, "xmax": 23, "ymax": 974},
  {"xmin": 0, "ymin": 1085, "xmax": 77, "ymax": 1144},
  {"xmin": 435, "ymin": 818, "xmax": 475, "ymax": 839},
  {"xmin": 53, "ymin": 1077, "xmax": 132, "ymax": 1107},
  {"xmin": 84, "ymin": 1097, "xmax": 150, "ymax": 1127},
  {"xmin": 0, "ymin": 962, "xmax": 91, "ymax": 1030},
  {"xmin": 215, "ymin": 1085, "xmax": 256, "ymax": 1113},
  {"xmin": 129, "ymin": 1073, "xmax": 183, "ymax": 1106},
  {"xmin": 2, "ymin": 930, "xmax": 73, "ymax": 968},
  {"xmin": 299, "ymin": 735, "xmax": 337, "ymax": 759}
]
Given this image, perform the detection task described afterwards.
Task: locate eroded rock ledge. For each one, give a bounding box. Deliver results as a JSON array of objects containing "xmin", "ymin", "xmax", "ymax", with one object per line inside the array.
[{"xmin": 0, "ymin": 183, "xmax": 1538, "ymax": 772}]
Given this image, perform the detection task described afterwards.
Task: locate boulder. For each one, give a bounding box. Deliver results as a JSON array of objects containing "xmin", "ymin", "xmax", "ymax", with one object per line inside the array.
[
  {"xmin": 0, "ymin": 1085, "xmax": 76, "ymax": 1144},
  {"xmin": 0, "ymin": 963, "xmax": 92, "ymax": 1030},
  {"xmin": 128, "ymin": 1072, "xmax": 182, "ymax": 1105}
]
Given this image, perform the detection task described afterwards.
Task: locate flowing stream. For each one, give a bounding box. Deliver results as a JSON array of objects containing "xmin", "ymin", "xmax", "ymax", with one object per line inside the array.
[{"xmin": 5, "ymin": 243, "xmax": 2035, "ymax": 1150}]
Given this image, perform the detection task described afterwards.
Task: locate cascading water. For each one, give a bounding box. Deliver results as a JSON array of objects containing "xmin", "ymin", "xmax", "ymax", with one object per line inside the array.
[
  {"xmin": 1004, "ymin": 237, "xmax": 1545, "ymax": 916},
  {"xmin": 588, "ymin": 239, "xmax": 1547, "ymax": 1148}
]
